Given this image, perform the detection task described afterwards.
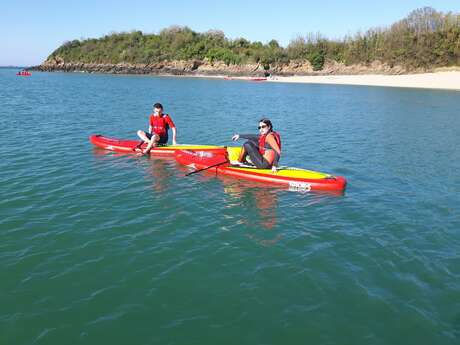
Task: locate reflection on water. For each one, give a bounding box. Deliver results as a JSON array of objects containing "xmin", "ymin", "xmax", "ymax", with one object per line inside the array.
[
  {"xmin": 92, "ymin": 148, "xmax": 176, "ymax": 192},
  {"xmin": 144, "ymin": 157, "xmax": 175, "ymax": 193},
  {"xmin": 91, "ymin": 148, "xmax": 343, "ymax": 246},
  {"xmin": 219, "ymin": 177, "xmax": 283, "ymax": 246},
  {"xmin": 221, "ymin": 178, "xmax": 278, "ymax": 229}
]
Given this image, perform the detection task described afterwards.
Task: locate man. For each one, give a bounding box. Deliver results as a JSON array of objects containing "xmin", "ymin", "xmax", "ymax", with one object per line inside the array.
[{"xmin": 136, "ymin": 103, "xmax": 177, "ymax": 155}]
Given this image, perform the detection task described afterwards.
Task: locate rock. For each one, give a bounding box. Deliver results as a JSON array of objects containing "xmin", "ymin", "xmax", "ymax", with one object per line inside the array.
[{"xmin": 34, "ymin": 55, "xmax": 418, "ymax": 76}]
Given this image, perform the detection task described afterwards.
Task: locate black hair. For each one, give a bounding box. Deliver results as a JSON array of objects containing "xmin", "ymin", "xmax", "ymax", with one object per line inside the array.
[
  {"xmin": 259, "ymin": 118, "xmax": 273, "ymax": 131},
  {"xmin": 153, "ymin": 103, "xmax": 163, "ymax": 110}
]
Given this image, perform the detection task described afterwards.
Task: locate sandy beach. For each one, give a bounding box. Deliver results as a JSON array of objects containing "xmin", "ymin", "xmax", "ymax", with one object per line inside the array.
[{"xmin": 268, "ymin": 71, "xmax": 460, "ymax": 91}]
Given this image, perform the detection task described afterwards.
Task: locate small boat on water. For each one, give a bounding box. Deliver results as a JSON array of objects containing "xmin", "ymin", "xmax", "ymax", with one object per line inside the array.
[{"xmin": 17, "ymin": 70, "xmax": 31, "ymax": 76}]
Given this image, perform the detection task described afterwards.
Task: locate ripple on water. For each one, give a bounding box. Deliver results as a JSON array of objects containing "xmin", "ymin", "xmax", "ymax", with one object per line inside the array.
[{"xmin": 1, "ymin": 71, "xmax": 460, "ymax": 344}]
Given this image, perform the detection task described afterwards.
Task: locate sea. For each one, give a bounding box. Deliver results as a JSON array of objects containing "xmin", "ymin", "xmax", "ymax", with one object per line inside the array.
[{"xmin": 1, "ymin": 68, "xmax": 459, "ymax": 345}]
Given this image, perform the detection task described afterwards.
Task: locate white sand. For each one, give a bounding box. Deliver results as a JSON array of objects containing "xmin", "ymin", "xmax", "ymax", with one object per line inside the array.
[{"xmin": 267, "ymin": 71, "xmax": 460, "ymax": 91}]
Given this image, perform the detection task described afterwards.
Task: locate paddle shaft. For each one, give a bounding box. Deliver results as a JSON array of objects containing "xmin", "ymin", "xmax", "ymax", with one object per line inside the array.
[{"xmin": 185, "ymin": 160, "xmax": 228, "ymax": 176}]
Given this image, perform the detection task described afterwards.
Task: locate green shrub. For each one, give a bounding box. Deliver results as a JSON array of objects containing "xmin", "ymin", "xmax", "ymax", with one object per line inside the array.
[
  {"xmin": 47, "ymin": 8, "xmax": 460, "ymax": 70},
  {"xmin": 308, "ymin": 51, "xmax": 325, "ymax": 70}
]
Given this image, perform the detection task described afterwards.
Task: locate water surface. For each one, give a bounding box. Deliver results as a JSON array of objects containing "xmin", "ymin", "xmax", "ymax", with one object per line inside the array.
[{"xmin": 1, "ymin": 69, "xmax": 459, "ymax": 345}]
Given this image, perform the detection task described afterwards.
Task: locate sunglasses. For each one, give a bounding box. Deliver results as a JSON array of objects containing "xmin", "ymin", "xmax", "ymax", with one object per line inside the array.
[{"xmin": 258, "ymin": 125, "xmax": 268, "ymax": 129}]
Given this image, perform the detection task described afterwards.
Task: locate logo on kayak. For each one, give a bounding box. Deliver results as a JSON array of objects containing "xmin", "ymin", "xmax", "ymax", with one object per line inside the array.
[
  {"xmin": 194, "ymin": 151, "xmax": 214, "ymax": 158},
  {"xmin": 288, "ymin": 181, "xmax": 311, "ymax": 193}
]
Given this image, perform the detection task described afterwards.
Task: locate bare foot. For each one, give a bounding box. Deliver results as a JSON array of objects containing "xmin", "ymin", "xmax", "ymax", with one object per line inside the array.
[{"xmin": 135, "ymin": 149, "xmax": 149, "ymax": 156}]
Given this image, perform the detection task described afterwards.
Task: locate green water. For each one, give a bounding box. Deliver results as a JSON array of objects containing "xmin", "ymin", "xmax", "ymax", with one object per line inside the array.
[{"xmin": 1, "ymin": 69, "xmax": 459, "ymax": 344}]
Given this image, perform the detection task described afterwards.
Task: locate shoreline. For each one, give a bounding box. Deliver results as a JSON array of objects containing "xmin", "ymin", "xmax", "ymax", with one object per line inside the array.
[
  {"xmin": 117, "ymin": 71, "xmax": 460, "ymax": 91},
  {"xmin": 25, "ymin": 65, "xmax": 460, "ymax": 91},
  {"xmin": 136, "ymin": 71, "xmax": 460, "ymax": 91},
  {"xmin": 266, "ymin": 71, "xmax": 460, "ymax": 91}
]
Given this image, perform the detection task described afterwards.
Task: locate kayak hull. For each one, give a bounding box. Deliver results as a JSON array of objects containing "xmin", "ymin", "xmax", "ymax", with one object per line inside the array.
[
  {"xmin": 89, "ymin": 134, "xmax": 226, "ymax": 156},
  {"xmin": 175, "ymin": 149, "xmax": 347, "ymax": 192}
]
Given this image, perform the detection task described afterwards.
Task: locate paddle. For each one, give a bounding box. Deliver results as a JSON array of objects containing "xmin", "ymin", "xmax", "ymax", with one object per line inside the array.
[{"xmin": 185, "ymin": 160, "xmax": 229, "ymax": 176}]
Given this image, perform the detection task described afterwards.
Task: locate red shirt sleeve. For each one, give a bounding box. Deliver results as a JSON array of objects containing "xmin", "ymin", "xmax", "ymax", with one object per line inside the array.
[{"xmin": 165, "ymin": 115, "xmax": 176, "ymax": 128}]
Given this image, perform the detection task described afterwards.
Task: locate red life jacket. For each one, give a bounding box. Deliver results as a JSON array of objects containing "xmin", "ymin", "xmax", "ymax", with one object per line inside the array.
[
  {"xmin": 149, "ymin": 114, "xmax": 174, "ymax": 136},
  {"xmin": 259, "ymin": 131, "xmax": 281, "ymax": 155}
]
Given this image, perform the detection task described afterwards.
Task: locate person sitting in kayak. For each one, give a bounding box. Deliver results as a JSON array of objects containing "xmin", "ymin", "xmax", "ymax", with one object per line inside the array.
[
  {"xmin": 136, "ymin": 103, "xmax": 177, "ymax": 155},
  {"xmin": 231, "ymin": 118, "xmax": 281, "ymax": 172}
]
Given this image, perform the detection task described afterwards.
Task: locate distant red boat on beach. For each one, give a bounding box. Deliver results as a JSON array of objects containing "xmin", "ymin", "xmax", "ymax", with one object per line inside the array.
[
  {"xmin": 223, "ymin": 76, "xmax": 267, "ymax": 81},
  {"xmin": 248, "ymin": 77, "xmax": 267, "ymax": 81},
  {"xmin": 17, "ymin": 70, "xmax": 31, "ymax": 76}
]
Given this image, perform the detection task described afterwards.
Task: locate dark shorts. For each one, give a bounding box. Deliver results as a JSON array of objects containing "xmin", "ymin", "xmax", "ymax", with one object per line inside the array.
[{"xmin": 145, "ymin": 132, "xmax": 168, "ymax": 145}]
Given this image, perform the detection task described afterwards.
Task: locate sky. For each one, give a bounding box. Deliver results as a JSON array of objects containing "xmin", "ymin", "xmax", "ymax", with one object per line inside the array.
[{"xmin": 2, "ymin": 0, "xmax": 460, "ymax": 66}]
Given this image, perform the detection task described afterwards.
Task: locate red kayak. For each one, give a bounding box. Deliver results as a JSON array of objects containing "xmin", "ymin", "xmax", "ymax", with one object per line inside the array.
[
  {"xmin": 17, "ymin": 71, "xmax": 31, "ymax": 76},
  {"xmin": 89, "ymin": 134, "xmax": 225, "ymax": 156},
  {"xmin": 175, "ymin": 149, "xmax": 347, "ymax": 192},
  {"xmin": 248, "ymin": 77, "xmax": 267, "ymax": 81}
]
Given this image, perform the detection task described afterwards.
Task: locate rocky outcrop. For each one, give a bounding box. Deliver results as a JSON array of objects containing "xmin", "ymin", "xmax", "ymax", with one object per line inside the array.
[
  {"xmin": 36, "ymin": 56, "xmax": 269, "ymax": 76},
  {"xmin": 36, "ymin": 56, "xmax": 413, "ymax": 76},
  {"xmin": 270, "ymin": 59, "xmax": 410, "ymax": 75},
  {"xmin": 320, "ymin": 60, "xmax": 408, "ymax": 75}
]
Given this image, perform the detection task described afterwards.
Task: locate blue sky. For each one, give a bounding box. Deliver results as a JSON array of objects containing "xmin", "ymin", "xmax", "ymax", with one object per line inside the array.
[{"xmin": 2, "ymin": 0, "xmax": 460, "ymax": 66}]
